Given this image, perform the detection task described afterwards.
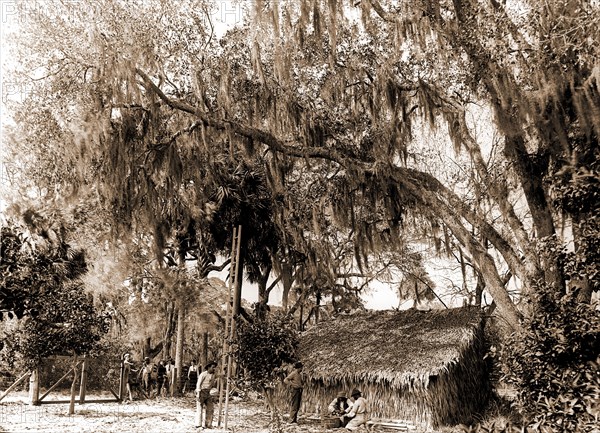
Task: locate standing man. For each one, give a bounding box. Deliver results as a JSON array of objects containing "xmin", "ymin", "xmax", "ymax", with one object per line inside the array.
[
  {"xmin": 155, "ymin": 360, "xmax": 167, "ymax": 398},
  {"xmin": 195, "ymin": 361, "xmax": 218, "ymax": 429},
  {"xmin": 283, "ymin": 361, "xmax": 304, "ymax": 424},
  {"xmin": 141, "ymin": 357, "xmax": 152, "ymax": 395}
]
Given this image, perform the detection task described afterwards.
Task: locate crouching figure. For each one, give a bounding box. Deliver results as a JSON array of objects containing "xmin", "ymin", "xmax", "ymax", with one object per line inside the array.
[{"xmin": 344, "ymin": 389, "xmax": 368, "ymax": 431}]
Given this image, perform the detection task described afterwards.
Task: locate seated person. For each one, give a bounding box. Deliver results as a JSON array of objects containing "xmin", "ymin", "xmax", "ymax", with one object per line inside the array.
[
  {"xmin": 328, "ymin": 393, "xmax": 351, "ymax": 427},
  {"xmin": 344, "ymin": 389, "xmax": 368, "ymax": 431}
]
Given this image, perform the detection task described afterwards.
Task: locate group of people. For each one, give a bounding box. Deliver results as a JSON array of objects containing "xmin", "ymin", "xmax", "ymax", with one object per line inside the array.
[
  {"xmin": 121, "ymin": 354, "xmax": 205, "ymax": 401},
  {"xmin": 327, "ymin": 390, "xmax": 368, "ymax": 430},
  {"xmin": 122, "ymin": 353, "xmax": 176, "ymax": 401},
  {"xmin": 121, "ymin": 353, "xmax": 219, "ymax": 429},
  {"xmin": 283, "ymin": 361, "xmax": 368, "ymax": 431},
  {"xmin": 124, "ymin": 355, "xmax": 368, "ymax": 430}
]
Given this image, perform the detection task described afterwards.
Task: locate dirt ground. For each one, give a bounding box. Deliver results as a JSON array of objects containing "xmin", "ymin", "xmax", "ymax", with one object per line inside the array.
[{"xmin": 0, "ymin": 392, "xmax": 345, "ymax": 433}]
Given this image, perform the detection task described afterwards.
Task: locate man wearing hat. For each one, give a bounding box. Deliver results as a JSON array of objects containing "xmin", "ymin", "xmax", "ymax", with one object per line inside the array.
[
  {"xmin": 195, "ymin": 361, "xmax": 218, "ymax": 428},
  {"xmin": 344, "ymin": 389, "xmax": 368, "ymax": 431},
  {"xmin": 328, "ymin": 393, "xmax": 351, "ymax": 427},
  {"xmin": 283, "ymin": 361, "xmax": 304, "ymax": 423}
]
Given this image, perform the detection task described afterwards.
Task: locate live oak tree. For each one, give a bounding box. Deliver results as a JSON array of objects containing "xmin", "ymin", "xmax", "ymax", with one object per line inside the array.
[
  {"xmin": 5, "ymin": 0, "xmax": 282, "ymax": 379},
  {"xmin": 5, "ymin": 0, "xmax": 599, "ymax": 332},
  {"xmin": 4, "ymin": 3, "xmax": 599, "ymax": 430},
  {"xmin": 241, "ymin": 0, "xmax": 600, "ymax": 329}
]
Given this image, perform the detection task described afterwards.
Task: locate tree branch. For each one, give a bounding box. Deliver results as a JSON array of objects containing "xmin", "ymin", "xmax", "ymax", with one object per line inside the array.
[
  {"xmin": 206, "ymin": 258, "xmax": 231, "ymax": 274},
  {"xmin": 266, "ymin": 276, "xmax": 282, "ymax": 297}
]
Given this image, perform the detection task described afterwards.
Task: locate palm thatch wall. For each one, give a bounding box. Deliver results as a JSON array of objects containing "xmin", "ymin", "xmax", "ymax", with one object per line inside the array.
[{"xmin": 284, "ymin": 307, "xmax": 490, "ymax": 429}]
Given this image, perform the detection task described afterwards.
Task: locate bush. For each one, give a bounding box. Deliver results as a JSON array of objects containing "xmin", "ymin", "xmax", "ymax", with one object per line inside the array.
[
  {"xmin": 1, "ymin": 218, "xmax": 110, "ymax": 369},
  {"xmin": 499, "ymin": 287, "xmax": 599, "ymax": 433},
  {"xmin": 233, "ymin": 311, "xmax": 299, "ymax": 391}
]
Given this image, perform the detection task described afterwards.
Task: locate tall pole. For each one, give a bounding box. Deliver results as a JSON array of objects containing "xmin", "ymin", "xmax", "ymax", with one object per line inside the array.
[
  {"xmin": 118, "ymin": 360, "xmax": 124, "ymax": 401},
  {"xmin": 232, "ymin": 225, "xmax": 243, "ymax": 318},
  {"xmin": 69, "ymin": 357, "xmax": 79, "ymax": 415},
  {"xmin": 174, "ymin": 303, "xmax": 185, "ymax": 397}
]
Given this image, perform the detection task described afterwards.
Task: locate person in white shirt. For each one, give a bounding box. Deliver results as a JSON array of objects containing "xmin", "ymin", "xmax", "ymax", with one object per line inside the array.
[
  {"xmin": 122, "ymin": 353, "xmax": 136, "ymax": 403},
  {"xmin": 195, "ymin": 361, "xmax": 218, "ymax": 428},
  {"xmin": 165, "ymin": 358, "xmax": 174, "ymax": 395},
  {"xmin": 344, "ymin": 389, "xmax": 368, "ymax": 431}
]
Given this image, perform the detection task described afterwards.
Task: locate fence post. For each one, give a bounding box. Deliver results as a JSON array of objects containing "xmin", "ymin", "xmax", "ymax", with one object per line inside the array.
[
  {"xmin": 195, "ymin": 400, "xmax": 203, "ymax": 428},
  {"xmin": 29, "ymin": 366, "xmax": 40, "ymax": 406}
]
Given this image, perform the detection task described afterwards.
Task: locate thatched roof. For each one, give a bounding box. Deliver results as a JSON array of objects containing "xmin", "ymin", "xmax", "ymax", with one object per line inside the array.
[{"xmin": 298, "ymin": 307, "xmax": 483, "ymax": 390}]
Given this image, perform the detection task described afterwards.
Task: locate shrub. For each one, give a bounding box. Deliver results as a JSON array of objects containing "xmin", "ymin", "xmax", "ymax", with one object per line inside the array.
[
  {"xmin": 500, "ymin": 287, "xmax": 599, "ymax": 433},
  {"xmin": 0, "ymin": 218, "xmax": 110, "ymax": 370},
  {"xmin": 233, "ymin": 311, "xmax": 299, "ymax": 391}
]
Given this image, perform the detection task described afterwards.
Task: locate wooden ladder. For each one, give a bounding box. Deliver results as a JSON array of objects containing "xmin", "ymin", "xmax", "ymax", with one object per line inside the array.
[{"xmin": 217, "ymin": 224, "xmax": 242, "ymax": 428}]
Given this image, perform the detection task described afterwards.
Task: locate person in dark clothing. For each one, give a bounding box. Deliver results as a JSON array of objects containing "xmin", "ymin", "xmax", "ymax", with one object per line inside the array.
[
  {"xmin": 283, "ymin": 361, "xmax": 304, "ymax": 423},
  {"xmin": 185, "ymin": 359, "xmax": 199, "ymax": 394},
  {"xmin": 328, "ymin": 393, "xmax": 351, "ymax": 426},
  {"xmin": 155, "ymin": 360, "xmax": 167, "ymax": 398}
]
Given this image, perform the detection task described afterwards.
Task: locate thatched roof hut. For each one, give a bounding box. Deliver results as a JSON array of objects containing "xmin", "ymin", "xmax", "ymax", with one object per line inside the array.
[{"xmin": 296, "ymin": 307, "xmax": 491, "ymax": 429}]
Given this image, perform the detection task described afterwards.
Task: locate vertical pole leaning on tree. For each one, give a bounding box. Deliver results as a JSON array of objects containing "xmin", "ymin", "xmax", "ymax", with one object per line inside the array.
[
  {"xmin": 79, "ymin": 355, "xmax": 88, "ymax": 404},
  {"xmin": 174, "ymin": 303, "xmax": 185, "ymax": 397},
  {"xmin": 217, "ymin": 225, "xmax": 241, "ymax": 427},
  {"xmin": 224, "ymin": 225, "xmax": 242, "ymax": 430}
]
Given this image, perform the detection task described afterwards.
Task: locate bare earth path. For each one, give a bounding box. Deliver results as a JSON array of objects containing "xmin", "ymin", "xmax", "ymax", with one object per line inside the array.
[{"xmin": 0, "ymin": 392, "xmax": 333, "ymax": 433}]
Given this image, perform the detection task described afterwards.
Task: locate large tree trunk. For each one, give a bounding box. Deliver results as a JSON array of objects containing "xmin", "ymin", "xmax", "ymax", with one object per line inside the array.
[
  {"xmin": 257, "ymin": 265, "xmax": 271, "ymax": 306},
  {"xmin": 431, "ymin": 194, "xmax": 522, "ymax": 329},
  {"xmin": 200, "ymin": 332, "xmax": 209, "ymax": 368},
  {"xmin": 142, "ymin": 337, "xmax": 163, "ymax": 360},
  {"xmin": 388, "ymin": 168, "xmax": 523, "ymax": 329},
  {"xmin": 503, "ymin": 136, "xmax": 564, "ymax": 292},
  {"xmin": 280, "ymin": 263, "xmax": 294, "ymax": 310}
]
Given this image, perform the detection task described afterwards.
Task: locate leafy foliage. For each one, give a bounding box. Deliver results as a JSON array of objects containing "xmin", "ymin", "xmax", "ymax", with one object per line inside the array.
[
  {"xmin": 4, "ymin": 0, "xmax": 600, "ymax": 332},
  {"xmin": 1, "ymin": 215, "xmax": 86, "ymax": 320},
  {"xmin": 500, "ymin": 287, "xmax": 600, "ymax": 432},
  {"xmin": 0, "ymin": 216, "xmax": 109, "ymax": 367},
  {"xmin": 548, "ymin": 147, "xmax": 600, "ymax": 296},
  {"xmin": 233, "ymin": 312, "xmax": 299, "ymax": 391}
]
